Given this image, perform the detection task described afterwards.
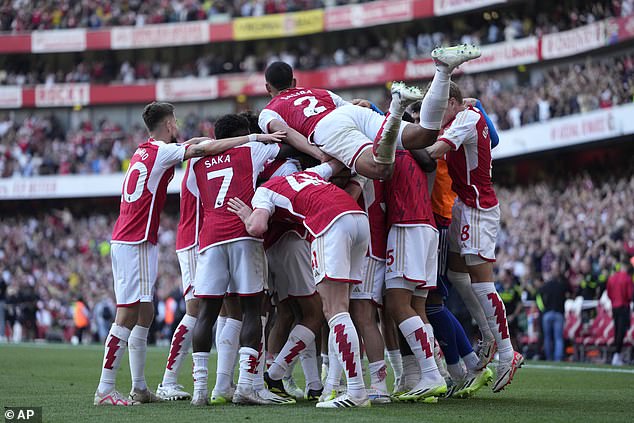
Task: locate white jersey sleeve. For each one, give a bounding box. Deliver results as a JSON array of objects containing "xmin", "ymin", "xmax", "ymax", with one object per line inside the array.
[
  {"xmin": 439, "ymin": 109, "xmax": 479, "ymax": 150},
  {"xmin": 185, "ymin": 158, "xmax": 200, "ymax": 197},
  {"xmin": 258, "ymin": 108, "xmax": 288, "ymax": 134},
  {"xmin": 251, "ymin": 187, "xmax": 277, "ymax": 213},
  {"xmin": 156, "ymin": 142, "xmax": 188, "ymax": 168},
  {"xmin": 272, "ymin": 159, "xmax": 301, "ymax": 177},
  {"xmin": 305, "ymin": 162, "xmax": 335, "ymax": 181},
  {"xmin": 328, "ymin": 90, "xmax": 351, "ymax": 108},
  {"xmin": 248, "ymin": 142, "xmax": 281, "ymax": 186}
]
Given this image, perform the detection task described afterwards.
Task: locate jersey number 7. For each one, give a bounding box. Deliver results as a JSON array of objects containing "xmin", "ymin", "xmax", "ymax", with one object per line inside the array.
[{"xmin": 207, "ymin": 168, "xmax": 234, "ymax": 208}]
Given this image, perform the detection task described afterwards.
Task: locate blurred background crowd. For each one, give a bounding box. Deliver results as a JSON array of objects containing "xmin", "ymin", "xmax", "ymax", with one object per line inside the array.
[
  {"xmin": 1, "ymin": 0, "xmax": 633, "ymax": 366},
  {"xmin": 1, "ymin": 152, "xmax": 633, "ymax": 359},
  {"xmin": 1, "ymin": 52, "xmax": 633, "ymax": 178},
  {"xmin": 1, "ymin": 1, "xmax": 631, "ymax": 87}
]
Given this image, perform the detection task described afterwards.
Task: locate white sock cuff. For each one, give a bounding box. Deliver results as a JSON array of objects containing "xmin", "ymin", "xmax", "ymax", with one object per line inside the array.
[
  {"xmin": 130, "ymin": 325, "xmax": 149, "ymax": 340},
  {"xmin": 193, "ymin": 351, "xmax": 209, "ymax": 359},
  {"xmin": 239, "ymin": 346, "xmax": 258, "ymax": 357},
  {"xmin": 181, "ymin": 314, "xmax": 197, "ymax": 328},
  {"xmin": 398, "ymin": 315, "xmax": 424, "ymax": 337},
  {"xmin": 369, "ymin": 360, "xmax": 386, "ymax": 372},
  {"xmin": 471, "ymin": 282, "xmax": 496, "ymax": 294},
  {"xmin": 224, "ymin": 317, "xmax": 243, "ymax": 330},
  {"xmin": 110, "ymin": 324, "xmax": 131, "ymax": 341},
  {"xmin": 328, "ymin": 312, "xmax": 351, "ymax": 327},
  {"xmin": 291, "ymin": 324, "xmax": 316, "ymax": 341},
  {"xmin": 387, "ymin": 349, "xmax": 401, "ymax": 359},
  {"xmin": 447, "ymin": 270, "xmax": 470, "ymax": 284}
]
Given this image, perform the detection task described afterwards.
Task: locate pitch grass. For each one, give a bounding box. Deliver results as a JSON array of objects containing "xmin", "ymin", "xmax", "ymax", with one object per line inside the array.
[{"xmin": 0, "ymin": 344, "xmax": 633, "ymax": 423}]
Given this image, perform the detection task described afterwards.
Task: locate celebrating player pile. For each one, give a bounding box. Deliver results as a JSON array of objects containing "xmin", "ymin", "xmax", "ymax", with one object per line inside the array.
[{"xmin": 95, "ymin": 44, "xmax": 524, "ymax": 409}]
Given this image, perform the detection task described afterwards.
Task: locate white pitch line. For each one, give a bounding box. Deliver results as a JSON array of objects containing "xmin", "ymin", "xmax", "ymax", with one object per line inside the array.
[{"xmin": 526, "ymin": 363, "xmax": 634, "ymax": 374}]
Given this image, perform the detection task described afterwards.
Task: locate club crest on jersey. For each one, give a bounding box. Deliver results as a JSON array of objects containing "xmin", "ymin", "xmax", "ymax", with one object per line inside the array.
[{"xmin": 204, "ymin": 155, "xmax": 231, "ymax": 167}]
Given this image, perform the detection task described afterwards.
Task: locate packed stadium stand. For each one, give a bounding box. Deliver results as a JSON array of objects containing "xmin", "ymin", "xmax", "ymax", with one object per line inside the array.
[{"xmin": 1, "ymin": 0, "xmax": 633, "ymax": 368}]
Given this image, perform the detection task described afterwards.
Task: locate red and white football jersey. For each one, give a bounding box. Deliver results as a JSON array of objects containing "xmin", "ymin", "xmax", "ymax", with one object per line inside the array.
[
  {"xmin": 439, "ymin": 106, "xmax": 498, "ymax": 210},
  {"xmin": 356, "ymin": 179, "xmax": 387, "ymax": 260},
  {"xmin": 176, "ymin": 159, "xmax": 201, "ymax": 252},
  {"xmin": 384, "ymin": 150, "xmax": 435, "ymax": 228},
  {"xmin": 193, "ymin": 142, "xmax": 280, "ymax": 252},
  {"xmin": 112, "ymin": 138, "xmax": 188, "ymax": 245},
  {"xmin": 258, "ymin": 87, "xmax": 349, "ymax": 138},
  {"xmin": 259, "ymin": 158, "xmax": 301, "ymax": 181},
  {"xmin": 260, "ymin": 159, "xmax": 307, "ymax": 250},
  {"xmin": 252, "ymin": 164, "xmax": 365, "ymax": 238}
]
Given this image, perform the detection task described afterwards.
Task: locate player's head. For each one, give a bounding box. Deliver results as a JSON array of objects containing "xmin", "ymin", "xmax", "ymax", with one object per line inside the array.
[
  {"xmin": 214, "ymin": 113, "xmax": 250, "ymax": 139},
  {"xmin": 239, "ymin": 111, "xmax": 262, "ymax": 134},
  {"xmin": 142, "ymin": 101, "xmax": 178, "ymax": 143},
  {"xmin": 441, "ymin": 81, "xmax": 464, "ymax": 125},
  {"xmin": 265, "ymin": 61, "xmax": 296, "ymax": 97}
]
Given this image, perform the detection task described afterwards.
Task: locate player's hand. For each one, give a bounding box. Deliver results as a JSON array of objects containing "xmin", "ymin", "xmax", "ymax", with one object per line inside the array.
[
  {"xmin": 227, "ymin": 197, "xmax": 252, "ymax": 222},
  {"xmin": 257, "ymin": 131, "xmax": 286, "ymax": 144},
  {"xmin": 463, "ymin": 98, "xmax": 478, "ymax": 107},
  {"xmin": 351, "ymin": 99, "xmax": 372, "ymax": 108},
  {"xmin": 184, "ymin": 136, "xmax": 211, "ymax": 145}
]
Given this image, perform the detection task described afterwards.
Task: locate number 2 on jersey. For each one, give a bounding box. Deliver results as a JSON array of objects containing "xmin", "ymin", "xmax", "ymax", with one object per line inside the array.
[
  {"xmin": 207, "ymin": 168, "xmax": 234, "ymax": 208},
  {"xmin": 294, "ymin": 96, "xmax": 327, "ymax": 117}
]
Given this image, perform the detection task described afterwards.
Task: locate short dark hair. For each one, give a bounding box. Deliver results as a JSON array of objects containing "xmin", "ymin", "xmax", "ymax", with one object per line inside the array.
[
  {"xmin": 214, "ymin": 114, "xmax": 250, "ymax": 139},
  {"xmin": 449, "ymin": 81, "xmax": 463, "ymax": 103},
  {"xmin": 239, "ymin": 111, "xmax": 262, "ymax": 134},
  {"xmin": 265, "ymin": 61, "xmax": 294, "ymax": 91},
  {"xmin": 142, "ymin": 102, "xmax": 174, "ymax": 132}
]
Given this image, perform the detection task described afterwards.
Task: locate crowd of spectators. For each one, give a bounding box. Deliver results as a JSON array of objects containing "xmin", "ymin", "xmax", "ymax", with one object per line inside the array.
[
  {"xmin": 1, "ymin": 153, "xmax": 632, "ymax": 352},
  {"xmin": 0, "ymin": 209, "xmax": 185, "ymax": 343},
  {"xmin": 0, "ymin": 0, "xmax": 374, "ymax": 31},
  {"xmin": 0, "ymin": 112, "xmax": 216, "ymax": 177},
  {"xmin": 1, "ymin": 51, "xmax": 633, "ymax": 178},
  {"xmin": 458, "ymin": 54, "xmax": 634, "ymax": 129},
  {"xmin": 1, "ymin": 0, "xmax": 630, "ymax": 32},
  {"xmin": 1, "ymin": 0, "xmax": 632, "ymax": 87},
  {"xmin": 495, "ymin": 157, "xmax": 634, "ymax": 305}
]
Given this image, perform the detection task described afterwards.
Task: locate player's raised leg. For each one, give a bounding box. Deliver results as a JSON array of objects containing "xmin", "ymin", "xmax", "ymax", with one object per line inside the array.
[
  {"xmin": 400, "ymin": 44, "xmax": 481, "ymax": 151},
  {"xmin": 372, "ymin": 82, "xmax": 424, "ymax": 164}
]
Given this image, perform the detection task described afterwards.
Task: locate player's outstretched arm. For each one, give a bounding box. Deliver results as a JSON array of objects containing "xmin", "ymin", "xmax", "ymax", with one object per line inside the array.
[
  {"xmin": 227, "ymin": 197, "xmax": 271, "ymax": 237},
  {"xmin": 425, "ymin": 139, "xmax": 452, "ymax": 160},
  {"xmin": 183, "ymin": 136, "xmax": 212, "ymax": 145},
  {"xmin": 268, "ymin": 119, "xmax": 330, "ymax": 163},
  {"xmin": 409, "ymin": 148, "xmax": 437, "ymax": 172},
  {"xmin": 184, "ymin": 131, "xmax": 286, "ymax": 160},
  {"xmin": 306, "ymin": 159, "xmax": 346, "ymax": 181}
]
